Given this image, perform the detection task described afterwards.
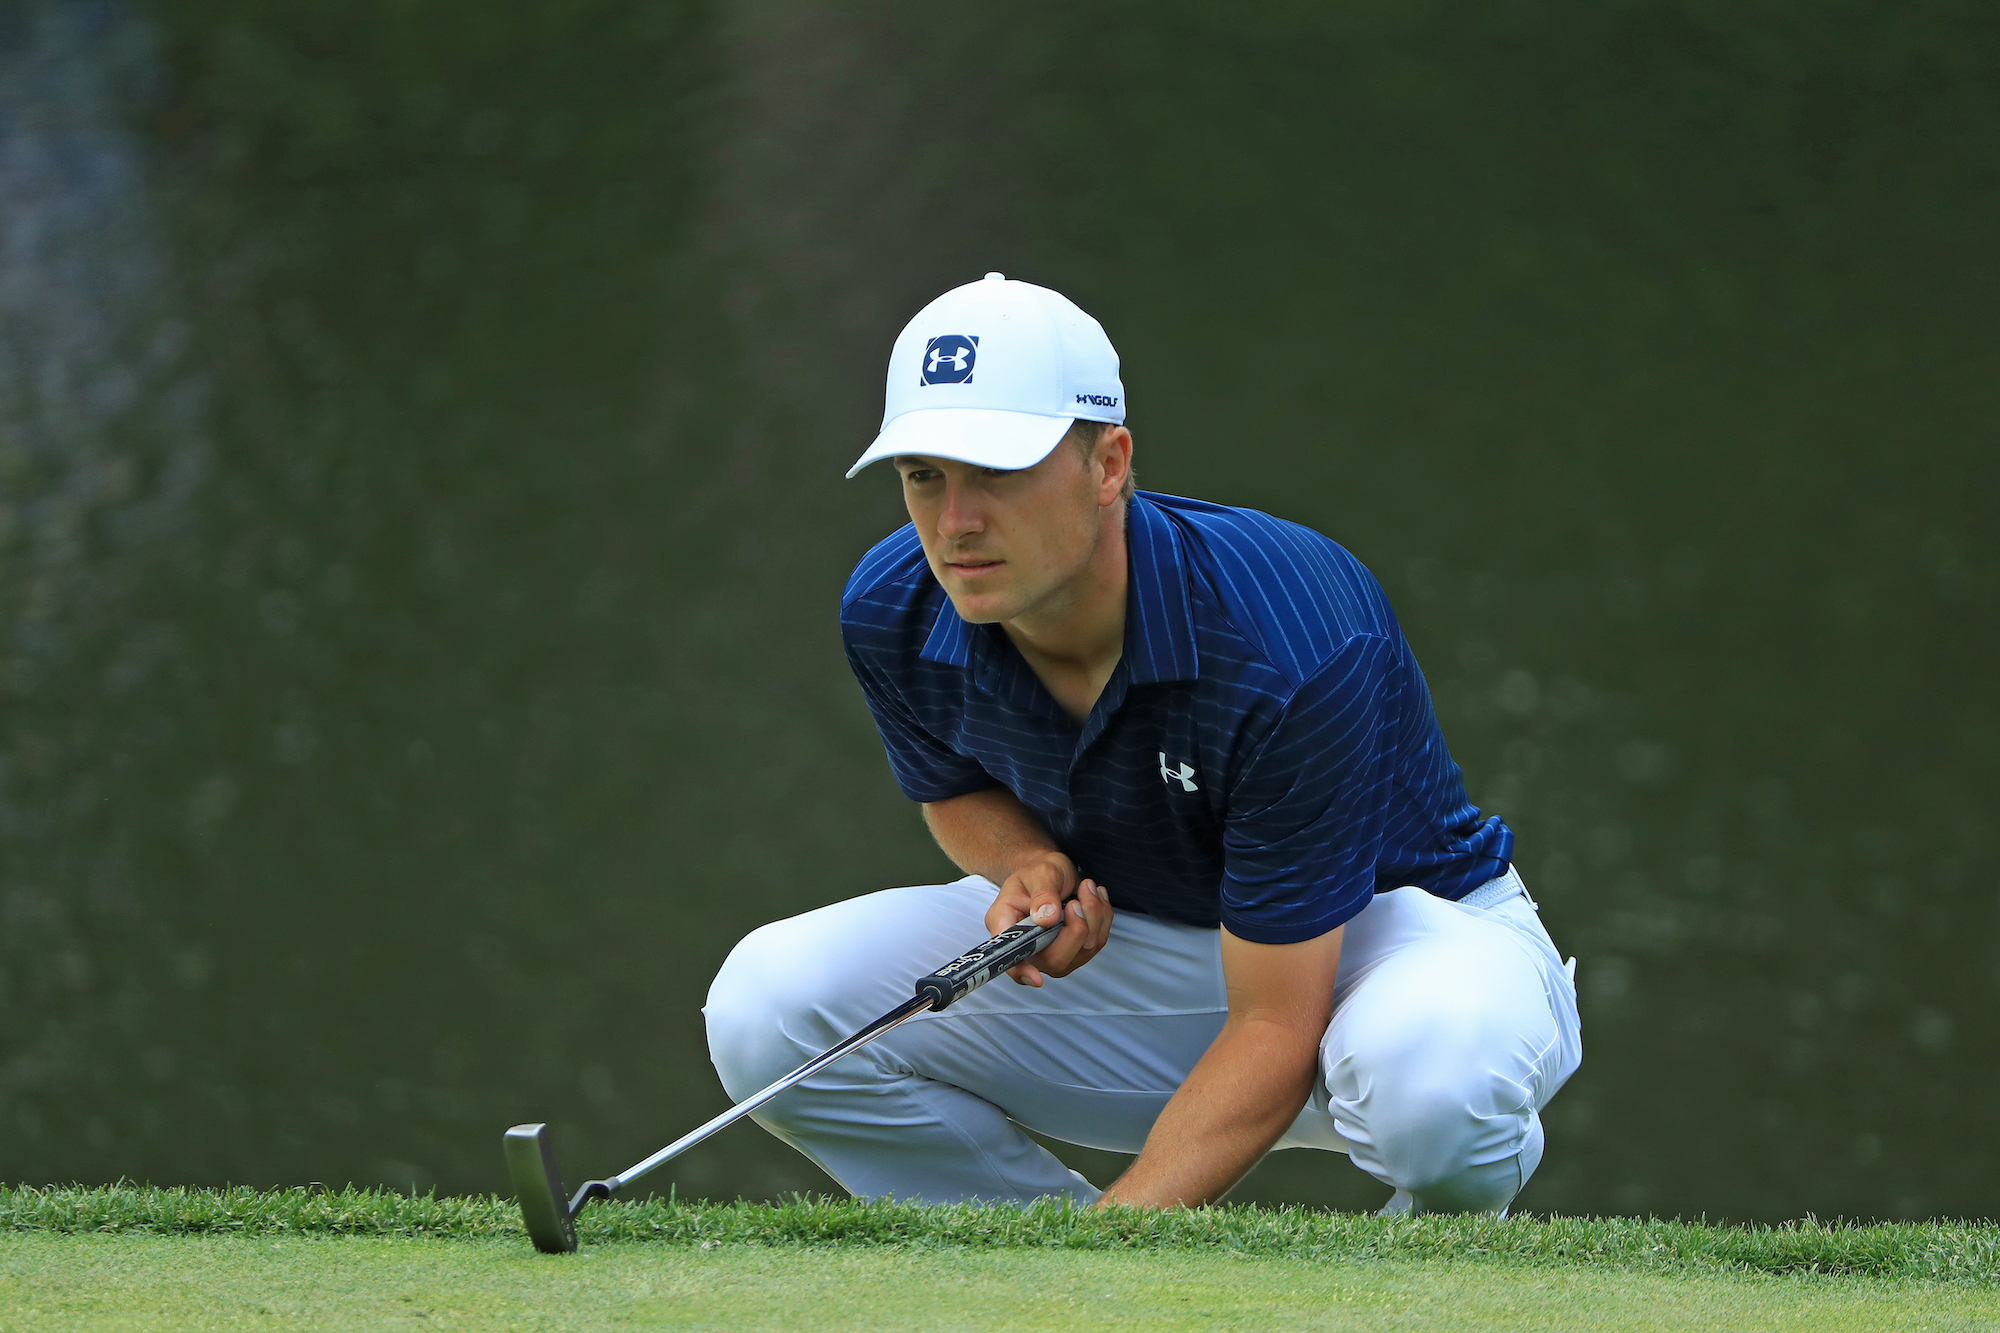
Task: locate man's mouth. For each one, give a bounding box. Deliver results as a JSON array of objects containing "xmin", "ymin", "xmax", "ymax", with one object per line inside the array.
[{"xmin": 945, "ymin": 557, "xmax": 1003, "ymax": 577}]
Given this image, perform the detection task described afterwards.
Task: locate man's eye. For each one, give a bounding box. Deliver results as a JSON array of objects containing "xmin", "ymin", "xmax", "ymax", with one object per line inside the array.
[{"xmin": 906, "ymin": 470, "xmax": 939, "ymax": 483}]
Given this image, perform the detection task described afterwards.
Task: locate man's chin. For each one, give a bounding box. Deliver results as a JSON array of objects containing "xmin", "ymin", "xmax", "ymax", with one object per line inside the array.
[{"xmin": 942, "ymin": 587, "xmax": 1015, "ymax": 624}]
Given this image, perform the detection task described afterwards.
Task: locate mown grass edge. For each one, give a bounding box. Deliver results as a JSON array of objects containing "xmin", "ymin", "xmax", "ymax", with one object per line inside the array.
[{"xmin": 4, "ymin": 1185, "xmax": 1995, "ymax": 1286}]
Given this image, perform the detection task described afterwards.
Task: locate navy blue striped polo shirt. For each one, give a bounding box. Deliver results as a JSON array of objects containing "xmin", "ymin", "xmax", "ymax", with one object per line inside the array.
[{"xmin": 840, "ymin": 491, "xmax": 1512, "ymax": 944}]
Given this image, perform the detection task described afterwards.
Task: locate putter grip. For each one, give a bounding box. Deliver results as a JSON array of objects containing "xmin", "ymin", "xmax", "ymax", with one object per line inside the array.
[{"xmin": 913, "ymin": 917, "xmax": 1064, "ymax": 1012}]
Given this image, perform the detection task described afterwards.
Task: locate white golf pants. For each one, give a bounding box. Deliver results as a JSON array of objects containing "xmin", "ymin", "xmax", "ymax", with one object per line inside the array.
[{"xmin": 704, "ymin": 868, "xmax": 1581, "ymax": 1212}]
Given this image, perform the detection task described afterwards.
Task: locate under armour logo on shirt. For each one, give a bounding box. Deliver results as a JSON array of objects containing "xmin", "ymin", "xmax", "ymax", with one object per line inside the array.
[{"xmin": 1159, "ymin": 752, "xmax": 1198, "ymax": 792}]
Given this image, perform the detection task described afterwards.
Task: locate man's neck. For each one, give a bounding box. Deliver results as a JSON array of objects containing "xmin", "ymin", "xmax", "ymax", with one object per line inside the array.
[{"xmin": 1000, "ymin": 510, "xmax": 1129, "ymax": 723}]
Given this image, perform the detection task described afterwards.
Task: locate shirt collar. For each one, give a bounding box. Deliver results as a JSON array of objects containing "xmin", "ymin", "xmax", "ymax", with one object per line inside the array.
[
  {"xmin": 919, "ymin": 569, "xmax": 1024, "ymax": 704},
  {"xmin": 1123, "ymin": 493, "xmax": 1201, "ymax": 685},
  {"xmin": 916, "ymin": 492, "xmax": 1200, "ymax": 690},
  {"xmin": 919, "ymin": 579, "xmax": 972, "ymax": 668}
]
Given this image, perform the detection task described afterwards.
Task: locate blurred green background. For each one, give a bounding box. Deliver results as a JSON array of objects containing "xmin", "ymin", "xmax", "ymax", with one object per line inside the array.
[{"xmin": 1, "ymin": 0, "xmax": 1994, "ymax": 1222}]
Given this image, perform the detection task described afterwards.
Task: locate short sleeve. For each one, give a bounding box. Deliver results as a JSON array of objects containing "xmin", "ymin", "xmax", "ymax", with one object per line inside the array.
[
  {"xmin": 843, "ymin": 638, "xmax": 996, "ymax": 803},
  {"xmin": 1221, "ymin": 636, "xmax": 1403, "ymax": 944}
]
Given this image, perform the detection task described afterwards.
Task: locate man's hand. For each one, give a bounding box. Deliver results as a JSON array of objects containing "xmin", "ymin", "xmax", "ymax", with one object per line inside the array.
[
  {"xmin": 984, "ymin": 853, "xmax": 1114, "ymax": 986},
  {"xmin": 923, "ymin": 788, "xmax": 1115, "ymax": 987}
]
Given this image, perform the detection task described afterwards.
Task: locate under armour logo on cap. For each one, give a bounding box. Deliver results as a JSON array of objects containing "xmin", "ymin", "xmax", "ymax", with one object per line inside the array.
[{"xmin": 920, "ymin": 335, "xmax": 978, "ymax": 385}]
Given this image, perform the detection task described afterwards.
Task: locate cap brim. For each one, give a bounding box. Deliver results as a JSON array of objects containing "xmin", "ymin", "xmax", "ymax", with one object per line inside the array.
[{"xmin": 846, "ymin": 408, "xmax": 1073, "ymax": 479}]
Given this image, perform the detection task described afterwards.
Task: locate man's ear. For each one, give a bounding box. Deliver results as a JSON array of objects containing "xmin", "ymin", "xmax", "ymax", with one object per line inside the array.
[{"xmin": 1096, "ymin": 426, "xmax": 1134, "ymax": 506}]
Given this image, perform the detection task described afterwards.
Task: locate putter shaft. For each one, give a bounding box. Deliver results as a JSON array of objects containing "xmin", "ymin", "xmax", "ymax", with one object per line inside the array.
[{"xmin": 599, "ymin": 991, "xmax": 934, "ymax": 1195}]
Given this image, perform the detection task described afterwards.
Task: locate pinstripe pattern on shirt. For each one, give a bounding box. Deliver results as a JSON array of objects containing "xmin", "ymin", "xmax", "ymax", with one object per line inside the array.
[{"xmin": 841, "ymin": 492, "xmax": 1511, "ymax": 944}]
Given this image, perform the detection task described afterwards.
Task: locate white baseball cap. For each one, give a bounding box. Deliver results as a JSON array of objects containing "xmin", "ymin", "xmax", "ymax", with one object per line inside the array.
[{"xmin": 845, "ymin": 272, "xmax": 1125, "ymax": 478}]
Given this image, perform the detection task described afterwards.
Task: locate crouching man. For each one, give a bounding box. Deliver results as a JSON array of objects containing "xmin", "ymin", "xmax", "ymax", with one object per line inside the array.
[{"xmin": 705, "ymin": 273, "xmax": 1580, "ymax": 1214}]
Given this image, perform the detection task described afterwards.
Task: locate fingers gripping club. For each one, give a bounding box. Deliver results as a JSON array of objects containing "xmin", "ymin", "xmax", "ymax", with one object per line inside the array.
[{"xmin": 916, "ymin": 914, "xmax": 1066, "ymax": 1009}]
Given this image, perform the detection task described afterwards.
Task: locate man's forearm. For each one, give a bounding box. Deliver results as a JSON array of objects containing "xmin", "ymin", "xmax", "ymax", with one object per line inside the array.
[
  {"xmin": 1100, "ymin": 922, "xmax": 1344, "ymax": 1209},
  {"xmin": 1099, "ymin": 1016, "xmax": 1319, "ymax": 1208},
  {"xmin": 922, "ymin": 788, "xmax": 1071, "ymax": 885}
]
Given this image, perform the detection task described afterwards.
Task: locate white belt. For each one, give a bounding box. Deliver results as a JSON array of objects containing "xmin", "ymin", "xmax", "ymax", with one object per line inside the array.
[{"xmin": 1455, "ymin": 866, "xmax": 1527, "ymax": 910}]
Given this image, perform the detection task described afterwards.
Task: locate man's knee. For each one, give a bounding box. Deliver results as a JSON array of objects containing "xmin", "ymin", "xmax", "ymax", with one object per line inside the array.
[
  {"xmin": 704, "ymin": 892, "xmax": 939, "ymax": 1101},
  {"xmin": 1353, "ymin": 1066, "xmax": 1529, "ymax": 1189},
  {"xmin": 1327, "ymin": 974, "xmax": 1543, "ymax": 1192},
  {"xmin": 704, "ymin": 916, "xmax": 850, "ymax": 1099}
]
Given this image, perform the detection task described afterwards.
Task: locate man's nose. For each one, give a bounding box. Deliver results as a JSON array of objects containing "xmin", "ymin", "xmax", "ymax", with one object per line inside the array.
[{"xmin": 936, "ymin": 475, "xmax": 983, "ymax": 539}]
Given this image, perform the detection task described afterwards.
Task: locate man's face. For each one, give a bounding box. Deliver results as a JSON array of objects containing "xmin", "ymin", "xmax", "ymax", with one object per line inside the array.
[{"xmin": 894, "ymin": 445, "xmax": 1106, "ymax": 625}]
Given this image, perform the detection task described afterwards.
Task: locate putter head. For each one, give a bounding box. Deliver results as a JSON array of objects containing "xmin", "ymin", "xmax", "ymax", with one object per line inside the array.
[{"xmin": 503, "ymin": 1123, "xmax": 578, "ymax": 1254}]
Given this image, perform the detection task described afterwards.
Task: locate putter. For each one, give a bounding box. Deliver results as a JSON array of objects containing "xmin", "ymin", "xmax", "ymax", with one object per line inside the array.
[{"xmin": 505, "ymin": 913, "xmax": 1065, "ymax": 1252}]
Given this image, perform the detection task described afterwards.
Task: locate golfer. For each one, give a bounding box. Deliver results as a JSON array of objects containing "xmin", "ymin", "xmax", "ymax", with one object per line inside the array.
[{"xmin": 706, "ymin": 273, "xmax": 1582, "ymax": 1214}]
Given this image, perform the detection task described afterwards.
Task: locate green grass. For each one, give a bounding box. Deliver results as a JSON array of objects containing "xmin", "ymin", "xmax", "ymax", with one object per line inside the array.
[
  {"xmin": 8, "ymin": 1233, "xmax": 2000, "ymax": 1332},
  {"xmin": 7, "ymin": 1185, "xmax": 1997, "ymax": 1282},
  {"xmin": 2, "ymin": 1187, "xmax": 1996, "ymax": 1331}
]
